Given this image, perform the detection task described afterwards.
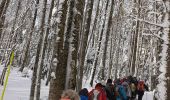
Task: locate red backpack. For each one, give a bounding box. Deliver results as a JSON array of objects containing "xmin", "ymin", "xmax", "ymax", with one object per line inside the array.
[
  {"xmin": 88, "ymin": 88, "xmax": 107, "ymax": 100},
  {"xmin": 88, "ymin": 89, "xmax": 100, "ymax": 100},
  {"xmin": 137, "ymin": 81, "xmax": 144, "ymax": 91}
]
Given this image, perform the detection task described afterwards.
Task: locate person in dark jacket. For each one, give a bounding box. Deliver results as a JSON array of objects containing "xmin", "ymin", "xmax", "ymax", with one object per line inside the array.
[
  {"xmin": 79, "ymin": 88, "xmax": 88, "ymax": 100},
  {"xmin": 105, "ymin": 79, "xmax": 115, "ymax": 100}
]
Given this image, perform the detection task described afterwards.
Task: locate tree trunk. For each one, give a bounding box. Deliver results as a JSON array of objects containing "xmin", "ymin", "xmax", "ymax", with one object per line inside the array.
[
  {"xmin": 48, "ymin": 0, "xmax": 68, "ymax": 99},
  {"xmin": 0, "ymin": 0, "xmax": 11, "ymax": 39},
  {"xmin": 131, "ymin": 0, "xmax": 141, "ymax": 76},
  {"xmin": 77, "ymin": 0, "xmax": 94, "ymax": 90},
  {"xmin": 29, "ymin": 0, "xmax": 43, "ymax": 100},
  {"xmin": 62, "ymin": 0, "xmax": 75, "ymax": 89},
  {"xmin": 165, "ymin": 0, "xmax": 170, "ymax": 99},
  {"xmin": 45, "ymin": 0, "xmax": 58, "ymax": 86},
  {"xmin": 0, "ymin": 0, "xmax": 19, "ymax": 85},
  {"xmin": 33, "ymin": 0, "xmax": 48, "ymax": 99},
  {"xmin": 101, "ymin": 0, "xmax": 114, "ymax": 80},
  {"xmin": 85, "ymin": 0, "xmax": 100, "ymax": 54},
  {"xmin": 8, "ymin": 0, "xmax": 21, "ymax": 44},
  {"xmin": 65, "ymin": 0, "xmax": 84, "ymax": 90},
  {"xmin": 19, "ymin": 0, "xmax": 39, "ymax": 72}
]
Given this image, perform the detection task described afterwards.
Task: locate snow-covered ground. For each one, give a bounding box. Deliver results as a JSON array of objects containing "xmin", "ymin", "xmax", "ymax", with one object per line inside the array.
[
  {"xmin": 0, "ymin": 66, "xmax": 49, "ymax": 100},
  {"xmin": 0, "ymin": 65, "xmax": 154, "ymax": 100},
  {"xmin": 143, "ymin": 91, "xmax": 154, "ymax": 100}
]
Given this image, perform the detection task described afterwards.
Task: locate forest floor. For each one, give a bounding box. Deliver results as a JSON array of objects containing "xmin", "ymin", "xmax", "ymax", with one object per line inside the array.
[
  {"xmin": 0, "ymin": 65, "xmax": 49, "ymax": 100},
  {"xmin": 0, "ymin": 65, "xmax": 154, "ymax": 100}
]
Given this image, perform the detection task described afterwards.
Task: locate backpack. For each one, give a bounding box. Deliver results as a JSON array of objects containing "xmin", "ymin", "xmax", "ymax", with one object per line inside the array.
[
  {"xmin": 122, "ymin": 82, "xmax": 128, "ymax": 93},
  {"xmin": 113, "ymin": 86, "xmax": 121, "ymax": 100},
  {"xmin": 105, "ymin": 84, "xmax": 114, "ymax": 100},
  {"xmin": 118, "ymin": 86, "xmax": 127, "ymax": 100},
  {"xmin": 88, "ymin": 89, "xmax": 100, "ymax": 100},
  {"xmin": 137, "ymin": 81, "xmax": 144, "ymax": 91},
  {"xmin": 130, "ymin": 83, "xmax": 136, "ymax": 92}
]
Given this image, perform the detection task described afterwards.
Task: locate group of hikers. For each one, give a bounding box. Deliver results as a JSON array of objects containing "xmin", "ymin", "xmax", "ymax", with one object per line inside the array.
[{"xmin": 60, "ymin": 76, "xmax": 149, "ymax": 100}]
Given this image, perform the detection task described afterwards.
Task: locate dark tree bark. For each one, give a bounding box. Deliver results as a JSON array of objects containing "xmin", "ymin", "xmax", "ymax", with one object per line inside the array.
[
  {"xmin": 165, "ymin": 0, "xmax": 170, "ymax": 99},
  {"xmin": 77, "ymin": 0, "xmax": 94, "ymax": 90},
  {"xmin": 45, "ymin": 0, "xmax": 57, "ymax": 86},
  {"xmin": 28, "ymin": 0, "xmax": 42, "ymax": 100},
  {"xmin": 66, "ymin": 0, "xmax": 84, "ymax": 90},
  {"xmin": 33, "ymin": 0, "xmax": 48, "ymax": 99},
  {"xmin": 90, "ymin": 0, "xmax": 109, "ymax": 86},
  {"xmin": 48, "ymin": 0, "xmax": 68, "ymax": 99},
  {"xmin": 0, "ymin": 0, "xmax": 11, "ymax": 39},
  {"xmin": 101, "ymin": 0, "xmax": 114, "ymax": 80}
]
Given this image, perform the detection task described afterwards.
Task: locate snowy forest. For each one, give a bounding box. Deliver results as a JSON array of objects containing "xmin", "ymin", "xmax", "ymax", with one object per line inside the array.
[{"xmin": 0, "ymin": 0, "xmax": 169, "ymax": 100}]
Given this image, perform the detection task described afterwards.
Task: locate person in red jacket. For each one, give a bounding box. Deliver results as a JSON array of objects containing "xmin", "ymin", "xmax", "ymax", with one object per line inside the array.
[{"xmin": 88, "ymin": 83, "xmax": 107, "ymax": 100}]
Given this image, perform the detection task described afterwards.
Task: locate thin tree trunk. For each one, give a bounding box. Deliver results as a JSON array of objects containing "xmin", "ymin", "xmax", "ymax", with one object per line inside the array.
[
  {"xmin": 166, "ymin": 19, "xmax": 170, "ymax": 100},
  {"xmin": 77, "ymin": 0, "xmax": 94, "ymax": 90},
  {"xmin": 0, "ymin": 0, "xmax": 19, "ymax": 85},
  {"xmin": 9, "ymin": 0, "xmax": 21, "ymax": 43},
  {"xmin": 45, "ymin": 0, "xmax": 58, "ymax": 86},
  {"xmin": 101, "ymin": 0, "xmax": 114, "ymax": 80},
  {"xmin": 0, "ymin": 0, "xmax": 11, "ymax": 39},
  {"xmin": 165, "ymin": 0, "xmax": 170, "ymax": 99},
  {"xmin": 131, "ymin": 0, "xmax": 141, "ymax": 76},
  {"xmin": 62, "ymin": 0, "xmax": 75, "ymax": 89},
  {"xmin": 28, "ymin": 0, "xmax": 40, "ymax": 100},
  {"xmin": 33, "ymin": 0, "xmax": 48, "ymax": 99},
  {"xmin": 19, "ymin": 0, "xmax": 39, "ymax": 72},
  {"xmin": 85, "ymin": 0, "xmax": 100, "ymax": 54},
  {"xmin": 108, "ymin": 33, "xmax": 113, "ymax": 79}
]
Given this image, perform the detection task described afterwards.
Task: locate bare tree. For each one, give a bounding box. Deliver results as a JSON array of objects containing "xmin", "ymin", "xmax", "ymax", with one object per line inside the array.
[
  {"xmin": 77, "ymin": 0, "xmax": 94, "ymax": 90},
  {"xmin": 19, "ymin": 0, "xmax": 39, "ymax": 72},
  {"xmin": 101, "ymin": 0, "xmax": 114, "ymax": 80},
  {"xmin": 65, "ymin": 0, "xmax": 85, "ymax": 90},
  {"xmin": 0, "ymin": 0, "xmax": 11, "ymax": 39},
  {"xmin": 90, "ymin": 0, "xmax": 110, "ymax": 86},
  {"xmin": 29, "ymin": 0, "xmax": 48, "ymax": 99},
  {"xmin": 48, "ymin": 0, "xmax": 68, "ymax": 99}
]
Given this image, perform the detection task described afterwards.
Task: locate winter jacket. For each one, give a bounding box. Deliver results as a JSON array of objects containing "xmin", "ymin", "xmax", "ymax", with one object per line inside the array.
[
  {"xmin": 117, "ymin": 85, "xmax": 127, "ymax": 100},
  {"xmin": 80, "ymin": 95, "xmax": 88, "ymax": 100},
  {"xmin": 122, "ymin": 82, "xmax": 131, "ymax": 97},
  {"xmin": 105, "ymin": 83, "xmax": 115, "ymax": 100},
  {"xmin": 88, "ymin": 88, "xmax": 107, "ymax": 100}
]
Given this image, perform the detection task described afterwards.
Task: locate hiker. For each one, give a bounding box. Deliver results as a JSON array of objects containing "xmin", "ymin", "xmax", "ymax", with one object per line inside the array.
[
  {"xmin": 60, "ymin": 89, "xmax": 80, "ymax": 100},
  {"xmin": 79, "ymin": 88, "xmax": 88, "ymax": 100},
  {"xmin": 88, "ymin": 83, "xmax": 107, "ymax": 100},
  {"xmin": 114, "ymin": 79, "xmax": 127, "ymax": 100},
  {"xmin": 130, "ymin": 82, "xmax": 137, "ymax": 99},
  {"xmin": 122, "ymin": 80, "xmax": 131, "ymax": 100},
  {"xmin": 105, "ymin": 79, "xmax": 115, "ymax": 100},
  {"xmin": 137, "ymin": 81, "xmax": 145, "ymax": 100}
]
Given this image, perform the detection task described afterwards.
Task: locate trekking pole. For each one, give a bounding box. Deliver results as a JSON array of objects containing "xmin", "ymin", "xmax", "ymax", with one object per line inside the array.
[{"xmin": 0, "ymin": 51, "xmax": 14, "ymax": 100}]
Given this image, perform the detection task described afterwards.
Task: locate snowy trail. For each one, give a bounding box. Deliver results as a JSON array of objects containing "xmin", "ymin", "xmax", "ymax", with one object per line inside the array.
[
  {"xmin": 0, "ymin": 66, "xmax": 154, "ymax": 100},
  {"xmin": 143, "ymin": 92, "xmax": 154, "ymax": 100},
  {"xmin": 0, "ymin": 67, "xmax": 49, "ymax": 100}
]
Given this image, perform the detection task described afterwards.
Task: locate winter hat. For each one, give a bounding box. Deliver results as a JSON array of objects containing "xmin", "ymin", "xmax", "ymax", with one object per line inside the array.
[
  {"xmin": 95, "ymin": 83, "xmax": 103, "ymax": 89},
  {"xmin": 106, "ymin": 79, "xmax": 112, "ymax": 84},
  {"xmin": 79, "ymin": 88, "xmax": 88, "ymax": 96}
]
